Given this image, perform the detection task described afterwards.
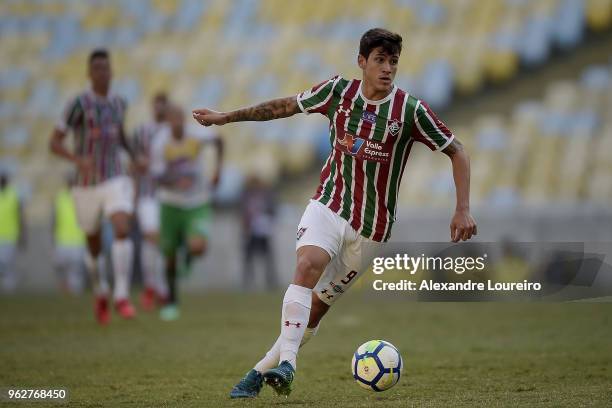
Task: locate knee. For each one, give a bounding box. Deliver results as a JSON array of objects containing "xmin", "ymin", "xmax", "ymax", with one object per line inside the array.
[
  {"xmin": 188, "ymin": 237, "xmax": 207, "ymax": 257},
  {"xmin": 112, "ymin": 217, "xmax": 131, "ymax": 240},
  {"xmin": 295, "ymin": 256, "xmax": 320, "ymax": 280},
  {"xmin": 296, "ymin": 257, "xmax": 314, "ymax": 276}
]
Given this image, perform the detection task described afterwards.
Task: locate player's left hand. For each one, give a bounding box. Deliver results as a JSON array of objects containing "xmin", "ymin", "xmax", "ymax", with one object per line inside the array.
[
  {"xmin": 132, "ymin": 155, "xmax": 149, "ymax": 174},
  {"xmin": 192, "ymin": 108, "xmax": 229, "ymax": 126},
  {"xmin": 450, "ymin": 210, "xmax": 477, "ymax": 242}
]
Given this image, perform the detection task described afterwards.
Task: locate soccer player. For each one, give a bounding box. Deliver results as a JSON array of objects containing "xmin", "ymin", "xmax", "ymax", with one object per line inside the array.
[
  {"xmin": 132, "ymin": 92, "xmax": 170, "ymax": 310},
  {"xmin": 151, "ymin": 105, "xmax": 223, "ymax": 321},
  {"xmin": 193, "ymin": 28, "xmax": 477, "ymax": 398},
  {"xmin": 50, "ymin": 48, "xmax": 142, "ymax": 324}
]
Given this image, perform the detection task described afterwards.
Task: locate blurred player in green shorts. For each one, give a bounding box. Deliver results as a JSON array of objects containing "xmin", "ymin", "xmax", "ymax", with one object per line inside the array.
[{"xmin": 152, "ymin": 105, "xmax": 223, "ymax": 321}]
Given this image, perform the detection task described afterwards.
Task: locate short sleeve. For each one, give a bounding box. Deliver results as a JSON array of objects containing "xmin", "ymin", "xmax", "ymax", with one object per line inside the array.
[
  {"xmin": 413, "ymin": 100, "xmax": 454, "ymax": 151},
  {"xmin": 57, "ymin": 96, "xmax": 83, "ymax": 133},
  {"xmin": 296, "ymin": 75, "xmax": 339, "ymax": 115}
]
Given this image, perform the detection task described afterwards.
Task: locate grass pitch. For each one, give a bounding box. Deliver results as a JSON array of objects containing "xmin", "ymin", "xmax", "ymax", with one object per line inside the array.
[{"xmin": 1, "ymin": 292, "xmax": 611, "ymax": 407}]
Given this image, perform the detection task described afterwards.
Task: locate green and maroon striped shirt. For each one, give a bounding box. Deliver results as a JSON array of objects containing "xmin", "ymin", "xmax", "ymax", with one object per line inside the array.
[
  {"xmin": 297, "ymin": 76, "xmax": 454, "ymax": 242},
  {"xmin": 132, "ymin": 122, "xmax": 168, "ymax": 198},
  {"xmin": 58, "ymin": 90, "xmax": 127, "ymax": 187}
]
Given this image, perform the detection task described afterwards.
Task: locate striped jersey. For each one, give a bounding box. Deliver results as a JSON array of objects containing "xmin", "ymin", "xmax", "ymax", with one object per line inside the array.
[
  {"xmin": 58, "ymin": 90, "xmax": 128, "ymax": 187},
  {"xmin": 132, "ymin": 121, "xmax": 169, "ymax": 197},
  {"xmin": 297, "ymin": 76, "xmax": 454, "ymax": 242}
]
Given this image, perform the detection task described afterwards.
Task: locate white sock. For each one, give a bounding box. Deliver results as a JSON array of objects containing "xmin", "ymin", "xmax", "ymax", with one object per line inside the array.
[
  {"xmin": 142, "ymin": 241, "xmax": 164, "ymax": 293},
  {"xmin": 253, "ymin": 325, "xmax": 320, "ymax": 373},
  {"xmin": 279, "ymin": 284, "xmax": 312, "ymax": 370},
  {"xmin": 112, "ymin": 239, "xmax": 133, "ymax": 301},
  {"xmin": 66, "ymin": 258, "xmax": 85, "ymax": 294},
  {"xmin": 154, "ymin": 254, "xmax": 168, "ymax": 299},
  {"xmin": 85, "ymin": 252, "xmax": 109, "ymax": 296},
  {"xmin": 254, "ymin": 336, "xmax": 281, "ymax": 373}
]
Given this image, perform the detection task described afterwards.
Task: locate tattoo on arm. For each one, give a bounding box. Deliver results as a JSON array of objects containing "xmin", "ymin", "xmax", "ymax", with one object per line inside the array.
[
  {"xmin": 442, "ymin": 138, "xmax": 464, "ymax": 157},
  {"xmin": 228, "ymin": 96, "xmax": 300, "ymax": 123}
]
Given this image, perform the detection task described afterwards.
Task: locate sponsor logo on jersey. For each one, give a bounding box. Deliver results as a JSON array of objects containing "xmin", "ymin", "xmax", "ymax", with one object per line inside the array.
[
  {"xmin": 337, "ymin": 106, "xmax": 351, "ymax": 118},
  {"xmin": 296, "ymin": 227, "xmax": 307, "ymax": 241},
  {"xmin": 387, "ymin": 119, "xmax": 401, "ymax": 136},
  {"xmin": 361, "ymin": 111, "xmax": 377, "ymax": 124},
  {"xmin": 336, "ymin": 132, "xmax": 393, "ymax": 164},
  {"xmin": 337, "ymin": 131, "xmax": 365, "ymax": 155}
]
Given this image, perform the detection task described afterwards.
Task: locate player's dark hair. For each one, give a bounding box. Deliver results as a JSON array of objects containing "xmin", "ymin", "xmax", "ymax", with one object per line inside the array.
[
  {"xmin": 154, "ymin": 91, "xmax": 168, "ymax": 103},
  {"xmin": 359, "ymin": 28, "xmax": 402, "ymax": 59},
  {"xmin": 88, "ymin": 48, "xmax": 110, "ymax": 64}
]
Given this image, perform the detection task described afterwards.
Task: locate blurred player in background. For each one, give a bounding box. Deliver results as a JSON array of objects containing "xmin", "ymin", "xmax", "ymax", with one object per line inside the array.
[
  {"xmin": 151, "ymin": 105, "xmax": 223, "ymax": 321},
  {"xmin": 0, "ymin": 168, "xmax": 26, "ymax": 293},
  {"xmin": 49, "ymin": 48, "xmax": 144, "ymax": 324},
  {"xmin": 51, "ymin": 172, "xmax": 86, "ymax": 295},
  {"xmin": 194, "ymin": 28, "xmax": 477, "ymax": 398},
  {"xmin": 132, "ymin": 92, "xmax": 170, "ymax": 310}
]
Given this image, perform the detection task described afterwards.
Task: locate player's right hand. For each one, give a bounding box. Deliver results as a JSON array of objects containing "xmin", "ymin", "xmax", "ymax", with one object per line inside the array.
[{"xmin": 192, "ymin": 108, "xmax": 228, "ymax": 127}]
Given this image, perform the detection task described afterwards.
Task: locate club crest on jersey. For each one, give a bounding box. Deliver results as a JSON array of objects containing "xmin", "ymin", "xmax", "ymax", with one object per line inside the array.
[
  {"xmin": 296, "ymin": 227, "xmax": 307, "ymax": 241},
  {"xmin": 337, "ymin": 106, "xmax": 351, "ymax": 118},
  {"xmin": 387, "ymin": 119, "xmax": 401, "ymax": 136},
  {"xmin": 361, "ymin": 111, "xmax": 377, "ymax": 124},
  {"xmin": 337, "ymin": 132, "xmax": 365, "ymax": 155}
]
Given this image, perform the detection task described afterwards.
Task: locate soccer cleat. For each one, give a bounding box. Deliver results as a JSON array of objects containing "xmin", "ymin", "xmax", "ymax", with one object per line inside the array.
[
  {"xmin": 115, "ymin": 299, "xmax": 136, "ymax": 319},
  {"xmin": 263, "ymin": 361, "xmax": 295, "ymax": 397},
  {"xmin": 229, "ymin": 369, "xmax": 263, "ymax": 399},
  {"xmin": 95, "ymin": 296, "xmax": 110, "ymax": 325},
  {"xmin": 140, "ymin": 287, "xmax": 156, "ymax": 311},
  {"xmin": 159, "ymin": 304, "xmax": 180, "ymax": 321}
]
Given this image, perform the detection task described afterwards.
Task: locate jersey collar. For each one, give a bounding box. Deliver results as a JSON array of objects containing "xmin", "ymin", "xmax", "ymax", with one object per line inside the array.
[{"xmin": 358, "ymin": 80, "xmax": 397, "ymax": 105}]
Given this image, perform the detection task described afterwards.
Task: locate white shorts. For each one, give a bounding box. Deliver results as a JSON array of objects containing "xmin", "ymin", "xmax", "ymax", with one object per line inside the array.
[
  {"xmin": 296, "ymin": 200, "xmax": 382, "ymax": 306},
  {"xmin": 137, "ymin": 196, "xmax": 160, "ymax": 234},
  {"xmin": 71, "ymin": 176, "xmax": 134, "ymax": 235}
]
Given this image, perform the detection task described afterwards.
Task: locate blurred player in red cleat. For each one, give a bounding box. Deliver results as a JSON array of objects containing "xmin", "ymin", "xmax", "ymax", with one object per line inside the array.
[
  {"xmin": 95, "ymin": 296, "xmax": 110, "ymax": 325},
  {"xmin": 132, "ymin": 92, "xmax": 171, "ymax": 311},
  {"xmin": 50, "ymin": 49, "xmax": 145, "ymax": 324}
]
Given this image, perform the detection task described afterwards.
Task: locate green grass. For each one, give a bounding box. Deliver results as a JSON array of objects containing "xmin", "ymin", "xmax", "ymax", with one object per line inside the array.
[{"xmin": 1, "ymin": 292, "xmax": 611, "ymax": 407}]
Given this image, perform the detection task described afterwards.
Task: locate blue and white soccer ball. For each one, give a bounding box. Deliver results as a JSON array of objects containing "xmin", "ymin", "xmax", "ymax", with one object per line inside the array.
[{"xmin": 351, "ymin": 340, "xmax": 403, "ymax": 392}]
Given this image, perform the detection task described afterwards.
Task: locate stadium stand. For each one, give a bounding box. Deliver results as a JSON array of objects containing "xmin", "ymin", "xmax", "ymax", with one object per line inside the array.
[
  {"xmin": 0, "ymin": 0, "xmax": 611, "ymax": 221},
  {"xmin": 397, "ymin": 63, "xmax": 612, "ymax": 208}
]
